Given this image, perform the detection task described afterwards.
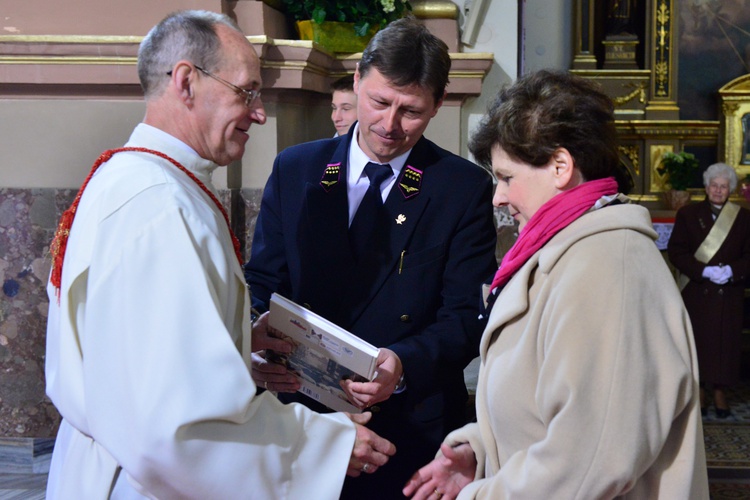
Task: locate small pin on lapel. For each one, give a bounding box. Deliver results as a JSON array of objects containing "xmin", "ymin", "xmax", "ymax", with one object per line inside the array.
[{"xmin": 396, "ymin": 214, "xmax": 406, "ymax": 224}]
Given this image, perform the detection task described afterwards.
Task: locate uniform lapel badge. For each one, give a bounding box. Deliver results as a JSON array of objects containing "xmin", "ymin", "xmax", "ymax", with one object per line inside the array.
[
  {"xmin": 398, "ymin": 165, "xmax": 422, "ymax": 199},
  {"xmin": 396, "ymin": 214, "xmax": 406, "ymax": 224},
  {"xmin": 320, "ymin": 162, "xmax": 341, "ymax": 192}
]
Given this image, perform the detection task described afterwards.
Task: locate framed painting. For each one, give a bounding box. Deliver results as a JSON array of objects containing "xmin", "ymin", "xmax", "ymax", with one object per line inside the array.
[{"xmin": 678, "ymin": 0, "xmax": 750, "ymax": 121}]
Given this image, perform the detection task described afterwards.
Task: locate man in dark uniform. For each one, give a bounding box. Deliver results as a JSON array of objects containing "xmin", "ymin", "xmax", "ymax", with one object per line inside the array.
[{"xmin": 244, "ymin": 16, "xmax": 498, "ymax": 499}]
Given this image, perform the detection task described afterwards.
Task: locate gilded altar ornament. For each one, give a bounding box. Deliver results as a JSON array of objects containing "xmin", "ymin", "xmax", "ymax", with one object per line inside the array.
[
  {"xmin": 654, "ymin": 1, "xmax": 671, "ymax": 97},
  {"xmin": 618, "ymin": 145, "xmax": 640, "ymax": 176},
  {"xmin": 612, "ymin": 83, "xmax": 646, "ymax": 107}
]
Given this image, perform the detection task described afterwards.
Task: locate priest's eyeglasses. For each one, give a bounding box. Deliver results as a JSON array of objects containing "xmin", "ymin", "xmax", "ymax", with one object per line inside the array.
[{"xmin": 168, "ymin": 65, "xmax": 261, "ymax": 107}]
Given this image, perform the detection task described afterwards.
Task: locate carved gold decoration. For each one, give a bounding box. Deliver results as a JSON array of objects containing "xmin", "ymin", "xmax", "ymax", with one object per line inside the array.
[
  {"xmin": 656, "ymin": 2, "xmax": 669, "ymax": 46},
  {"xmin": 619, "ymin": 145, "xmax": 640, "ymax": 176},
  {"xmin": 656, "ymin": 2, "xmax": 670, "ymax": 42},
  {"xmin": 654, "ymin": 1, "xmax": 671, "ymax": 97},
  {"xmin": 653, "ymin": 61, "xmax": 667, "ymax": 96},
  {"xmin": 727, "ymin": 104, "xmax": 738, "ymax": 169},
  {"xmin": 724, "ymin": 102, "xmax": 740, "ymax": 116},
  {"xmin": 612, "ymin": 82, "xmax": 646, "ymax": 107},
  {"xmin": 650, "ymin": 144, "xmax": 674, "ymax": 192}
]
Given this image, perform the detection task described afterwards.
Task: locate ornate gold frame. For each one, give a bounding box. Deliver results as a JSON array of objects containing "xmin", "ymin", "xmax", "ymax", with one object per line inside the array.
[{"xmin": 719, "ymin": 74, "xmax": 750, "ymax": 180}]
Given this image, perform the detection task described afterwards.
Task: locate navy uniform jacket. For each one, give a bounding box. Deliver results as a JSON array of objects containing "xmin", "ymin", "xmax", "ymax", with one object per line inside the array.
[{"xmin": 245, "ymin": 125, "xmax": 498, "ymax": 498}]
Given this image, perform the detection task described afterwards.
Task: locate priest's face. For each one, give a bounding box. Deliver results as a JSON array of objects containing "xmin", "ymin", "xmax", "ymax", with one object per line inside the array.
[
  {"xmin": 193, "ymin": 25, "xmax": 266, "ymax": 166},
  {"xmin": 706, "ymin": 176, "xmax": 730, "ymax": 205}
]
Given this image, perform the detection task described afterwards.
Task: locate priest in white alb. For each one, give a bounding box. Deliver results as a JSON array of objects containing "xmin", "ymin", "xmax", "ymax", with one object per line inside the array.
[{"xmin": 44, "ymin": 10, "xmax": 395, "ymax": 499}]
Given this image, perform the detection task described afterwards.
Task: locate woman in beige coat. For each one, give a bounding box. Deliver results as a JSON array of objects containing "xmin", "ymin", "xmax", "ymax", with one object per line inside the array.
[{"xmin": 403, "ymin": 70, "xmax": 708, "ymax": 499}]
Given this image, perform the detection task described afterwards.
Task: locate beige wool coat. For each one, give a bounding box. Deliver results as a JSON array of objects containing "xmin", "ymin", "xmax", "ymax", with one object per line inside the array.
[{"xmin": 447, "ymin": 202, "xmax": 709, "ymax": 499}]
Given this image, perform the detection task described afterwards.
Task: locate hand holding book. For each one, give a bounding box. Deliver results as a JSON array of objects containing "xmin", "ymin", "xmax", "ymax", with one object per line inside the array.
[
  {"xmin": 340, "ymin": 347, "xmax": 404, "ymax": 409},
  {"xmin": 251, "ymin": 311, "xmax": 295, "ymax": 352},
  {"xmin": 250, "ymin": 310, "xmax": 301, "ymax": 393},
  {"xmin": 266, "ymin": 293, "xmax": 381, "ymax": 412}
]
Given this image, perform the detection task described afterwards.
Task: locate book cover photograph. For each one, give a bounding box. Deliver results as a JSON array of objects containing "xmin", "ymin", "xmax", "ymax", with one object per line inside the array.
[{"xmin": 267, "ymin": 293, "xmax": 380, "ymax": 413}]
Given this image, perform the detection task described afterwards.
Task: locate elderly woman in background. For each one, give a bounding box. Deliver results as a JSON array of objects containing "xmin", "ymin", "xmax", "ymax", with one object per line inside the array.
[
  {"xmin": 402, "ymin": 70, "xmax": 708, "ymax": 499},
  {"xmin": 668, "ymin": 162, "xmax": 750, "ymax": 419}
]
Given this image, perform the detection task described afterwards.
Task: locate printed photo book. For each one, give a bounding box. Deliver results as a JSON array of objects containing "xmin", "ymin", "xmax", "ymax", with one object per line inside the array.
[{"xmin": 267, "ymin": 293, "xmax": 380, "ymax": 413}]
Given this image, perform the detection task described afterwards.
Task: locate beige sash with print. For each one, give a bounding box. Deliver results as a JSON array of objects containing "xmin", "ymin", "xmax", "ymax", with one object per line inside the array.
[{"xmin": 678, "ymin": 201, "xmax": 740, "ymax": 290}]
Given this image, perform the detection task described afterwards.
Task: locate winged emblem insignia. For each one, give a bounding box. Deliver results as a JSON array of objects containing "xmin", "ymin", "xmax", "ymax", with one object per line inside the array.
[
  {"xmin": 398, "ymin": 165, "xmax": 422, "ymax": 199},
  {"xmin": 320, "ymin": 163, "xmax": 341, "ymax": 192}
]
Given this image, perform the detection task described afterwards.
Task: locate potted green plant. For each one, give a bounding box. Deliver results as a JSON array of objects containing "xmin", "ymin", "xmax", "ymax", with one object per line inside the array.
[
  {"xmin": 281, "ymin": 0, "xmax": 412, "ymax": 53},
  {"xmin": 657, "ymin": 151, "xmax": 699, "ymax": 210}
]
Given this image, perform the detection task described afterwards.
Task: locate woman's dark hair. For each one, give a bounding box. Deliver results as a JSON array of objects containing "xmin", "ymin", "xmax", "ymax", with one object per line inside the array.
[{"xmin": 469, "ymin": 70, "xmax": 631, "ymax": 193}]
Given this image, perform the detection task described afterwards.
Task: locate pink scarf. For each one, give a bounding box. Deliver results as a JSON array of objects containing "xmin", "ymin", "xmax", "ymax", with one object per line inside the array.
[{"xmin": 490, "ymin": 177, "xmax": 619, "ymax": 292}]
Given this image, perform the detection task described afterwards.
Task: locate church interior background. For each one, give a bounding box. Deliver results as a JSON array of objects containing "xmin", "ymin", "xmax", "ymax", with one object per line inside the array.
[{"xmin": 574, "ymin": 0, "xmax": 750, "ymax": 204}]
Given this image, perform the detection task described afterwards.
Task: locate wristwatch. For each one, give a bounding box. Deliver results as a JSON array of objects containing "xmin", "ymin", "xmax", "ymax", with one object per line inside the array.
[{"xmin": 394, "ymin": 372, "xmax": 406, "ymax": 394}]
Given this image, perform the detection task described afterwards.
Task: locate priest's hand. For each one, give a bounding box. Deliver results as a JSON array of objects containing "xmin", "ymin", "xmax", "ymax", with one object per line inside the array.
[
  {"xmin": 340, "ymin": 348, "xmax": 403, "ymax": 409},
  {"xmin": 402, "ymin": 443, "xmax": 476, "ymax": 499},
  {"xmin": 345, "ymin": 412, "xmax": 397, "ymax": 477},
  {"xmin": 250, "ymin": 312, "xmax": 300, "ymax": 393}
]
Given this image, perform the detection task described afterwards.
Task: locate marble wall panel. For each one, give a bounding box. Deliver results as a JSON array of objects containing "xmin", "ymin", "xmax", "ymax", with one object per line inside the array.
[{"xmin": 0, "ymin": 188, "xmax": 70, "ymax": 438}]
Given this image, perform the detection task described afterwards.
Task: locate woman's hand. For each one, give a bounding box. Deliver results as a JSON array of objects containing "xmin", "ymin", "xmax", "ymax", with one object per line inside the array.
[{"xmin": 402, "ymin": 443, "xmax": 476, "ymax": 499}]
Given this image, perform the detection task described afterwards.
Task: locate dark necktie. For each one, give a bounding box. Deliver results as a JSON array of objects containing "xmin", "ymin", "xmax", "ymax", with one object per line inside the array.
[{"xmin": 349, "ymin": 162, "xmax": 393, "ymax": 260}]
